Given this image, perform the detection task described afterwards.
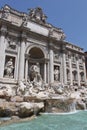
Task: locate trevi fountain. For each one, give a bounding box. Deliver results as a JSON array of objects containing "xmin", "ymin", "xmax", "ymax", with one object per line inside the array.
[{"xmin": 0, "ymin": 5, "xmax": 87, "ymax": 130}]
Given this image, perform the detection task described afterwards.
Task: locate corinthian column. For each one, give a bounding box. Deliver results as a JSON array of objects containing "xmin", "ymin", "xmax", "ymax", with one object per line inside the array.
[
  {"xmin": 18, "ymin": 32, "xmax": 26, "ymax": 81},
  {"xmin": 62, "ymin": 52, "xmax": 67, "ymax": 84},
  {"xmin": 0, "ymin": 25, "xmax": 7, "ymax": 78},
  {"xmin": 69, "ymin": 54, "xmax": 73, "ymax": 85},
  {"xmin": 76, "ymin": 57, "xmax": 80, "ymax": 86},
  {"xmin": 25, "ymin": 54, "xmax": 29, "ymax": 82},
  {"xmin": 83, "ymin": 57, "xmax": 87, "ymax": 85},
  {"xmin": 44, "ymin": 62, "xmax": 46, "ymax": 83},
  {"xmin": 49, "ymin": 45, "xmax": 54, "ymax": 83},
  {"xmin": 61, "ymin": 44, "xmax": 67, "ymax": 85}
]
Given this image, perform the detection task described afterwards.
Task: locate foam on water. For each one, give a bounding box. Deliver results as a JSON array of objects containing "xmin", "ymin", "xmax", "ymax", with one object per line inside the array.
[
  {"xmin": 0, "ymin": 117, "xmax": 11, "ymax": 121},
  {"xmin": 42, "ymin": 111, "xmax": 78, "ymax": 115}
]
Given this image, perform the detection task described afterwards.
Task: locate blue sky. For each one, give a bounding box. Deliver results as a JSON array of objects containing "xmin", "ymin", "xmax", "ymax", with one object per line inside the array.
[{"xmin": 0, "ymin": 0, "xmax": 87, "ymax": 51}]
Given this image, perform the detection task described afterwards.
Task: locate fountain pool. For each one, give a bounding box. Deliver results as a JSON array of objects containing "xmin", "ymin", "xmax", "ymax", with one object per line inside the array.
[{"xmin": 0, "ymin": 111, "xmax": 87, "ymax": 130}]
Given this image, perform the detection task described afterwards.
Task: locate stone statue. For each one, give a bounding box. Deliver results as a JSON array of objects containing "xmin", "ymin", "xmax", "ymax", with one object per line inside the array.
[
  {"xmin": 42, "ymin": 14, "xmax": 47, "ymax": 23},
  {"xmin": 30, "ymin": 63, "xmax": 42, "ymax": 82},
  {"xmin": 1, "ymin": 6, "xmax": 10, "ymax": 19},
  {"xmin": 54, "ymin": 67, "xmax": 59, "ymax": 81},
  {"xmin": 28, "ymin": 7, "xmax": 47, "ymax": 24},
  {"xmin": 17, "ymin": 81, "xmax": 26, "ymax": 96},
  {"xmin": 4, "ymin": 58, "xmax": 14, "ymax": 78},
  {"xmin": 29, "ymin": 8, "xmax": 35, "ymax": 18},
  {"xmin": 29, "ymin": 63, "xmax": 44, "ymax": 92},
  {"xmin": 22, "ymin": 15, "xmax": 28, "ymax": 26},
  {"xmin": 0, "ymin": 85, "xmax": 13, "ymax": 97},
  {"xmin": 49, "ymin": 27, "xmax": 53, "ymax": 37}
]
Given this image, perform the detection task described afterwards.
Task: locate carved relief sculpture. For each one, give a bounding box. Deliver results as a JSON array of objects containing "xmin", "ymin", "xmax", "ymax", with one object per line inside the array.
[
  {"xmin": 54, "ymin": 53, "xmax": 59, "ymax": 60},
  {"xmin": 8, "ymin": 38, "xmax": 16, "ymax": 49}
]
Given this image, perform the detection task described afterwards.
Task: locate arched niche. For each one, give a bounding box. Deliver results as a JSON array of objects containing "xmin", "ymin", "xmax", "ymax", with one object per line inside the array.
[
  {"xmin": 25, "ymin": 46, "xmax": 46, "ymax": 81},
  {"xmin": 29, "ymin": 47, "xmax": 44, "ymax": 59}
]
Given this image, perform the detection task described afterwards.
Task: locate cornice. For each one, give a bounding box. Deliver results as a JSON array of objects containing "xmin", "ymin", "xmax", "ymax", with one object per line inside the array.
[{"xmin": 66, "ymin": 46, "xmax": 85, "ymax": 55}]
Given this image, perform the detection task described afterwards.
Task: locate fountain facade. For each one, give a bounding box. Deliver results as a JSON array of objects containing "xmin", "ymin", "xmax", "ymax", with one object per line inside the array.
[{"xmin": 0, "ymin": 5, "xmax": 87, "ymax": 120}]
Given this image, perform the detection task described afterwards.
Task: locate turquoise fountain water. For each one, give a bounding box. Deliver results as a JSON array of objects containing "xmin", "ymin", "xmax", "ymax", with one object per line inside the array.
[{"xmin": 0, "ymin": 111, "xmax": 87, "ymax": 130}]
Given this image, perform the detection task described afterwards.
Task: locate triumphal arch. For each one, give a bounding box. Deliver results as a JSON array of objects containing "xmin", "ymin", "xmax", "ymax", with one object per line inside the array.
[{"xmin": 0, "ymin": 5, "xmax": 86, "ymax": 87}]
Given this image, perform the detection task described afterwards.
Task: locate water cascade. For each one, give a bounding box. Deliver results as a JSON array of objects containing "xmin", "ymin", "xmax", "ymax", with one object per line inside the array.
[{"xmin": 68, "ymin": 101, "xmax": 76, "ymax": 112}]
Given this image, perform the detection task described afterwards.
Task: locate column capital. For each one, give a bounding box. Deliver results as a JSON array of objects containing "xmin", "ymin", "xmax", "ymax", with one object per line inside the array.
[
  {"xmin": 25, "ymin": 53, "xmax": 30, "ymax": 60},
  {"xmin": 0, "ymin": 25, "xmax": 7, "ymax": 36},
  {"xmin": 61, "ymin": 44, "xmax": 66, "ymax": 53},
  {"xmin": 49, "ymin": 42, "xmax": 54, "ymax": 50},
  {"xmin": 68, "ymin": 51, "xmax": 72, "ymax": 58},
  {"xmin": 82, "ymin": 56, "xmax": 85, "ymax": 62},
  {"xmin": 20, "ymin": 32, "xmax": 27, "ymax": 41},
  {"xmin": 76, "ymin": 56, "xmax": 79, "ymax": 61},
  {"xmin": 76, "ymin": 54, "xmax": 79, "ymax": 60}
]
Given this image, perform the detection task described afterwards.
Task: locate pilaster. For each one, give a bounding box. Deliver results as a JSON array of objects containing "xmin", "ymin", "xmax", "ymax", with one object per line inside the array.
[
  {"xmin": 25, "ymin": 54, "xmax": 29, "ymax": 82},
  {"xmin": 60, "ymin": 44, "xmax": 67, "ymax": 85},
  {"xmin": 0, "ymin": 25, "xmax": 7, "ymax": 78},
  {"xmin": 83, "ymin": 57, "xmax": 87, "ymax": 85},
  {"xmin": 49, "ymin": 43, "xmax": 54, "ymax": 83},
  {"xmin": 62, "ymin": 52, "xmax": 67, "ymax": 84},
  {"xmin": 44, "ymin": 62, "xmax": 46, "ymax": 83},
  {"xmin": 25, "ymin": 59, "xmax": 28, "ymax": 82},
  {"xmin": 76, "ymin": 57, "xmax": 80, "ymax": 86},
  {"xmin": 18, "ymin": 32, "xmax": 26, "ymax": 81},
  {"xmin": 60, "ymin": 53, "xmax": 63, "ymax": 84},
  {"xmin": 69, "ymin": 54, "xmax": 73, "ymax": 85}
]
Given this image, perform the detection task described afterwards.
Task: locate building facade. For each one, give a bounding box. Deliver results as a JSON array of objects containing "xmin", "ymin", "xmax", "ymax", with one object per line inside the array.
[
  {"xmin": 85, "ymin": 52, "xmax": 87, "ymax": 79},
  {"xmin": 0, "ymin": 5, "xmax": 86, "ymax": 86}
]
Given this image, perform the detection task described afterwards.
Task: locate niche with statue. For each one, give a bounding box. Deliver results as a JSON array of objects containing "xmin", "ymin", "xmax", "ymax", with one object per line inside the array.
[
  {"xmin": 54, "ymin": 65, "xmax": 60, "ymax": 82},
  {"xmin": 4, "ymin": 56, "xmax": 15, "ymax": 78}
]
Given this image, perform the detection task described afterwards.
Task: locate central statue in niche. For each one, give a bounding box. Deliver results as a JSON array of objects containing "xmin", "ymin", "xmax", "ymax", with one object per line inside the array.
[{"xmin": 29, "ymin": 62, "xmax": 43, "ymax": 87}]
